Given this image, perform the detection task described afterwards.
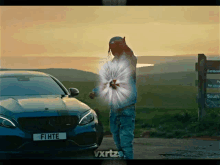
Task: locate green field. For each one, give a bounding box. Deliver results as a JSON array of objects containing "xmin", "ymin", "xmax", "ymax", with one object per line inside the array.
[
  {"xmin": 62, "ymin": 81, "xmax": 220, "ymax": 139},
  {"xmin": 62, "ymin": 81, "xmax": 199, "ymax": 108},
  {"xmin": 2, "ymin": 68, "xmax": 220, "ymax": 138}
]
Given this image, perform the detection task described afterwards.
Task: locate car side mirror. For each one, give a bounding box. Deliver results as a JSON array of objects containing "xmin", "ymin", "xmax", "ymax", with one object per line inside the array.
[{"xmin": 69, "ymin": 88, "xmax": 79, "ymax": 97}]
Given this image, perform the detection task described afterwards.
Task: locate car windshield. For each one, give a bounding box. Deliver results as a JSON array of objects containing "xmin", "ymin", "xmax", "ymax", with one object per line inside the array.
[{"xmin": 0, "ymin": 76, "xmax": 66, "ymax": 96}]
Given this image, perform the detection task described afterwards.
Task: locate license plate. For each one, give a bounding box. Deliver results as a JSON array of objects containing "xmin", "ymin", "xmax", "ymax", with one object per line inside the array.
[{"xmin": 33, "ymin": 132, "xmax": 66, "ymax": 141}]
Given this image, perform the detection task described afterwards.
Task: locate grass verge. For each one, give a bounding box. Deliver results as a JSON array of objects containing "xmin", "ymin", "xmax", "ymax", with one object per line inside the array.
[
  {"xmin": 61, "ymin": 81, "xmax": 220, "ymax": 139},
  {"xmin": 95, "ymin": 107, "xmax": 220, "ymax": 139}
]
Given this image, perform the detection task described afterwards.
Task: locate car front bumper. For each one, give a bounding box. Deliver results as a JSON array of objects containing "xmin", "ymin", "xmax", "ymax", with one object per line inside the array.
[{"xmin": 0, "ymin": 121, "xmax": 100, "ymax": 155}]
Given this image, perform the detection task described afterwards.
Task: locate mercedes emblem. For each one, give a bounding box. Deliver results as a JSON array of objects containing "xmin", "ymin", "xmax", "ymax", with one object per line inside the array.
[{"xmin": 48, "ymin": 119, "xmax": 56, "ymax": 127}]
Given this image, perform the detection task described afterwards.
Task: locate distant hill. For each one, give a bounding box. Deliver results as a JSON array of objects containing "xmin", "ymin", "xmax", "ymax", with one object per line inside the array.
[
  {"xmin": 136, "ymin": 55, "xmax": 219, "ymax": 75},
  {"xmin": 2, "ymin": 56, "xmax": 220, "ymax": 87},
  {"xmin": 0, "ymin": 68, "xmax": 100, "ymax": 82},
  {"xmin": 136, "ymin": 56, "xmax": 220, "ymax": 86},
  {"xmin": 137, "ymin": 66, "xmax": 155, "ymax": 75},
  {"xmin": 136, "ymin": 55, "xmax": 219, "ymax": 65},
  {"xmin": 137, "ymin": 71, "xmax": 197, "ymax": 86},
  {"xmin": 0, "ymin": 68, "xmax": 198, "ymax": 87},
  {"xmin": 174, "ymin": 54, "xmax": 220, "ymax": 57},
  {"xmin": 137, "ymin": 60, "xmax": 196, "ymax": 75}
]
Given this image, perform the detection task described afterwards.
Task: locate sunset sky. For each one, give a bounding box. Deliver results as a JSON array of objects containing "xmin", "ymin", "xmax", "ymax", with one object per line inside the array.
[{"xmin": 0, "ymin": 6, "xmax": 219, "ymax": 72}]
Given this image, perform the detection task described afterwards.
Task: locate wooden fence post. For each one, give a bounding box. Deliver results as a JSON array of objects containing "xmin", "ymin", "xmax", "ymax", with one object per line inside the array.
[{"xmin": 198, "ymin": 54, "xmax": 207, "ymax": 122}]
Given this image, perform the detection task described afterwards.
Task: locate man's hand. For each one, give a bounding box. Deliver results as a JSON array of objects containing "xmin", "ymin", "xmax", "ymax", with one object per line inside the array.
[
  {"xmin": 109, "ymin": 79, "xmax": 120, "ymax": 89},
  {"xmin": 89, "ymin": 92, "xmax": 96, "ymax": 99}
]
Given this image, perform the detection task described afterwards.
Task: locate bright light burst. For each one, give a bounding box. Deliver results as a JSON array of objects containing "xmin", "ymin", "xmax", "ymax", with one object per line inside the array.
[{"xmin": 97, "ymin": 54, "xmax": 135, "ymax": 111}]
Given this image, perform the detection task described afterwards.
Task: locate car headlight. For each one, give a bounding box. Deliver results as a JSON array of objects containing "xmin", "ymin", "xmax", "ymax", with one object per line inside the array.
[
  {"xmin": 0, "ymin": 116, "xmax": 16, "ymax": 128},
  {"xmin": 79, "ymin": 110, "xmax": 97, "ymax": 125}
]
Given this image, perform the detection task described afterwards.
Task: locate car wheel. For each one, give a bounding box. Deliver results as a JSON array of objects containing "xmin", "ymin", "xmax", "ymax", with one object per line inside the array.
[
  {"xmin": 94, "ymin": 109, "xmax": 104, "ymax": 149},
  {"xmin": 97, "ymin": 122, "xmax": 104, "ymax": 146},
  {"xmin": 97, "ymin": 132, "xmax": 104, "ymax": 146},
  {"xmin": 93, "ymin": 122, "xmax": 104, "ymax": 151}
]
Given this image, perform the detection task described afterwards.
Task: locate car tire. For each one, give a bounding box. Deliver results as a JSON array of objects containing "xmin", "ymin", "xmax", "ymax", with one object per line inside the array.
[
  {"xmin": 97, "ymin": 122, "xmax": 104, "ymax": 146},
  {"xmin": 97, "ymin": 132, "xmax": 104, "ymax": 146},
  {"xmin": 93, "ymin": 122, "xmax": 104, "ymax": 151},
  {"xmin": 93, "ymin": 109, "xmax": 104, "ymax": 150}
]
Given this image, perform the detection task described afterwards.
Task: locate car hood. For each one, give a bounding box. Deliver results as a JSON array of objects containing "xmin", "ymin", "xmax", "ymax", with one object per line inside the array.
[{"xmin": 0, "ymin": 95, "xmax": 91, "ymax": 119}]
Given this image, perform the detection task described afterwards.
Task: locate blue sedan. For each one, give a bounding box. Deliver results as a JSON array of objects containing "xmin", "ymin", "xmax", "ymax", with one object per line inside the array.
[{"xmin": 0, "ymin": 71, "xmax": 104, "ymax": 158}]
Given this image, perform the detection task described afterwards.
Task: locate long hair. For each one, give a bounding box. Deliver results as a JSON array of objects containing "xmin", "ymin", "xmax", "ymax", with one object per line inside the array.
[
  {"xmin": 108, "ymin": 42, "xmax": 134, "ymax": 58},
  {"xmin": 108, "ymin": 47, "xmax": 111, "ymax": 57},
  {"xmin": 122, "ymin": 44, "xmax": 134, "ymax": 57}
]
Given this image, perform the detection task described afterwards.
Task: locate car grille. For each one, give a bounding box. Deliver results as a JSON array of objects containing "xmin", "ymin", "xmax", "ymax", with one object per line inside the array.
[
  {"xmin": 18, "ymin": 116, "xmax": 79, "ymax": 133},
  {"xmin": 70, "ymin": 132, "xmax": 97, "ymax": 146}
]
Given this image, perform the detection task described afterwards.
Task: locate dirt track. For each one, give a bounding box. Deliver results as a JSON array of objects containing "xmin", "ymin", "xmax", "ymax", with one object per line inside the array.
[
  {"xmin": 96, "ymin": 136, "xmax": 220, "ymax": 159},
  {"xmin": 6, "ymin": 136, "xmax": 220, "ymax": 159}
]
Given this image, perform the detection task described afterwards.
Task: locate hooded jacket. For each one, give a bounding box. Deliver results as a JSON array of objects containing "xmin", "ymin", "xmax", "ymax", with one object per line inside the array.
[{"xmin": 92, "ymin": 51, "xmax": 137, "ymax": 110}]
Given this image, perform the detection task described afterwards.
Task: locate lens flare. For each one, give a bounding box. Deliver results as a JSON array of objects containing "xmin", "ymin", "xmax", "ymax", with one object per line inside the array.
[{"xmin": 97, "ymin": 55, "xmax": 135, "ymax": 111}]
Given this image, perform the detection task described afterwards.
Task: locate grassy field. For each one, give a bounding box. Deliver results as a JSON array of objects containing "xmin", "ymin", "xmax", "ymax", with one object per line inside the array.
[
  {"xmin": 3, "ymin": 66, "xmax": 220, "ymax": 138},
  {"xmin": 62, "ymin": 81, "xmax": 220, "ymax": 139}
]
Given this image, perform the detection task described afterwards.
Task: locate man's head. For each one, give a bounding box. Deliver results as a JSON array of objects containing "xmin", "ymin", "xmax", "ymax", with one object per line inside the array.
[{"xmin": 108, "ymin": 36, "xmax": 126, "ymax": 57}]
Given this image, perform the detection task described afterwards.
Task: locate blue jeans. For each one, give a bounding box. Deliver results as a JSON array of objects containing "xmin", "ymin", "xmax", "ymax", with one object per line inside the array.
[{"xmin": 109, "ymin": 104, "xmax": 136, "ymax": 159}]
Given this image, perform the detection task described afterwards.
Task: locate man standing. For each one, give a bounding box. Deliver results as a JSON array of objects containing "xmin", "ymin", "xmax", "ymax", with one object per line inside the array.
[{"xmin": 89, "ymin": 36, "xmax": 137, "ymax": 159}]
